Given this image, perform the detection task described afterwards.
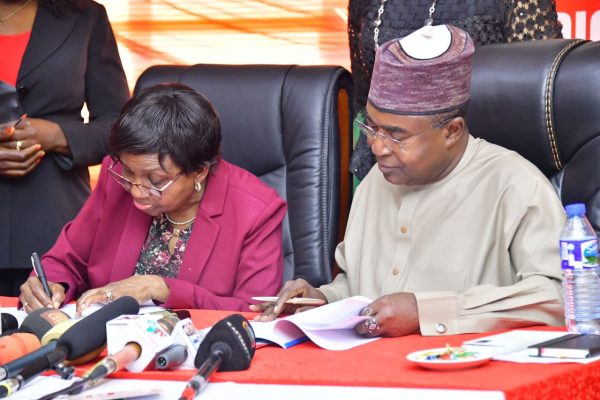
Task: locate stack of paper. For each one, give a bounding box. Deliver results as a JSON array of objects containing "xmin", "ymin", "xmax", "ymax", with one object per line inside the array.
[{"xmin": 250, "ymin": 296, "xmax": 379, "ymax": 350}]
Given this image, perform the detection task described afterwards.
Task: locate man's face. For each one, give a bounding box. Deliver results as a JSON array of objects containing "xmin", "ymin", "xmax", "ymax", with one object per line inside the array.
[{"xmin": 364, "ymin": 104, "xmax": 455, "ymax": 186}]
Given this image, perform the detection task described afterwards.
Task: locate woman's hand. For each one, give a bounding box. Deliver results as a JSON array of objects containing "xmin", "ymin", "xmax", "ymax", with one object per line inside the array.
[
  {"xmin": 19, "ymin": 277, "xmax": 65, "ymax": 313},
  {"xmin": 0, "ymin": 117, "xmax": 69, "ymax": 155},
  {"xmin": 0, "ymin": 145, "xmax": 44, "ymax": 177},
  {"xmin": 76, "ymin": 275, "xmax": 170, "ymax": 316},
  {"xmin": 249, "ymin": 278, "xmax": 327, "ymax": 322}
]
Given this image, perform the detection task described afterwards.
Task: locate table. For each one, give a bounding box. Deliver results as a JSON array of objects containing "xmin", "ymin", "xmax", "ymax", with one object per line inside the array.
[{"xmin": 2, "ymin": 298, "xmax": 599, "ymax": 399}]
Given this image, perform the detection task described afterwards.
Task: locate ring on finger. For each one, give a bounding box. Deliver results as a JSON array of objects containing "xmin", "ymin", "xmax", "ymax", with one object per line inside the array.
[
  {"xmin": 361, "ymin": 306, "xmax": 374, "ymax": 317},
  {"xmin": 22, "ymin": 302, "xmax": 29, "ymax": 309},
  {"xmin": 365, "ymin": 317, "xmax": 380, "ymax": 334},
  {"xmin": 16, "ymin": 140, "xmax": 22, "ymax": 151},
  {"xmin": 105, "ymin": 290, "xmax": 113, "ymax": 303}
]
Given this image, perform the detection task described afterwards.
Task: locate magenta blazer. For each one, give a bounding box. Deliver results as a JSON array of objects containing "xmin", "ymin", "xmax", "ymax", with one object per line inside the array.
[{"xmin": 42, "ymin": 157, "xmax": 286, "ymax": 311}]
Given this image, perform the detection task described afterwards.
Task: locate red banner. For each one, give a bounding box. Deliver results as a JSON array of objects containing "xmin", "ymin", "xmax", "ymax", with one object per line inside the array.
[{"xmin": 557, "ymin": 0, "xmax": 600, "ymax": 39}]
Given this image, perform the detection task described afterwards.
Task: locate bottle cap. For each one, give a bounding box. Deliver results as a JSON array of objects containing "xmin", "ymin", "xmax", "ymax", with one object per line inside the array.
[{"xmin": 565, "ymin": 203, "xmax": 586, "ymax": 216}]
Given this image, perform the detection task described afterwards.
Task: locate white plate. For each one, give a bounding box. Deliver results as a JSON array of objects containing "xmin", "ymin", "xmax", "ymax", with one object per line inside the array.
[{"xmin": 406, "ymin": 347, "xmax": 493, "ymax": 371}]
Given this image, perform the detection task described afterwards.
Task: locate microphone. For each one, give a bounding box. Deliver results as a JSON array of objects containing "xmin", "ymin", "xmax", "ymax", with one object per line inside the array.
[
  {"xmin": 155, "ymin": 343, "xmax": 187, "ymax": 370},
  {"xmin": 0, "ymin": 309, "xmax": 72, "ymax": 380},
  {"xmin": 104, "ymin": 313, "xmax": 178, "ymax": 373},
  {"xmin": 168, "ymin": 318, "xmax": 203, "ymax": 369},
  {"xmin": 0, "ymin": 314, "xmax": 18, "ymax": 336},
  {"xmin": 178, "ymin": 314, "xmax": 256, "ymax": 400},
  {"xmin": 0, "ymin": 334, "xmax": 40, "ymax": 364},
  {"xmin": 0, "ymin": 296, "xmax": 139, "ymax": 398},
  {"xmin": 19, "ymin": 308, "xmax": 71, "ymax": 339},
  {"xmin": 40, "ymin": 314, "xmax": 178, "ymax": 399}
]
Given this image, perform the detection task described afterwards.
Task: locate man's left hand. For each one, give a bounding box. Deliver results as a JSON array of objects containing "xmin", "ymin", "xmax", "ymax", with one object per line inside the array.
[{"xmin": 354, "ymin": 292, "xmax": 420, "ymax": 337}]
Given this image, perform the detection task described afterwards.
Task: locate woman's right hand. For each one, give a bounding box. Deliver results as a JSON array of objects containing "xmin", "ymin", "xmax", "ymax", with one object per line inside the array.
[
  {"xmin": 249, "ymin": 278, "xmax": 327, "ymax": 321},
  {"xmin": 19, "ymin": 277, "xmax": 65, "ymax": 313}
]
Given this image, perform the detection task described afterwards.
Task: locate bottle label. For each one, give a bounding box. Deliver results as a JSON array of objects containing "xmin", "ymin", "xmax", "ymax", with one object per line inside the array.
[{"xmin": 560, "ymin": 239, "xmax": 599, "ymax": 269}]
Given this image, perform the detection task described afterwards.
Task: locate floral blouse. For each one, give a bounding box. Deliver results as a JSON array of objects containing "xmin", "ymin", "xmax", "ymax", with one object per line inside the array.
[{"xmin": 134, "ymin": 216, "xmax": 194, "ymax": 278}]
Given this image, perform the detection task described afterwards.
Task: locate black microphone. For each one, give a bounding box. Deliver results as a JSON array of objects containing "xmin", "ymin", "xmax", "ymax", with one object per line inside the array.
[
  {"xmin": 0, "ymin": 314, "xmax": 18, "ymax": 336},
  {"xmin": 0, "ymin": 296, "xmax": 139, "ymax": 398},
  {"xmin": 0, "ymin": 308, "xmax": 72, "ymax": 380},
  {"xmin": 178, "ymin": 314, "xmax": 256, "ymax": 400},
  {"xmin": 19, "ymin": 308, "xmax": 71, "ymax": 339}
]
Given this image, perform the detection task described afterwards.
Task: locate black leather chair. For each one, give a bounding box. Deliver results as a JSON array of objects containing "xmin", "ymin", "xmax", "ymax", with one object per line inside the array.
[
  {"xmin": 468, "ymin": 39, "xmax": 600, "ymax": 235},
  {"xmin": 134, "ymin": 64, "xmax": 353, "ymax": 286}
]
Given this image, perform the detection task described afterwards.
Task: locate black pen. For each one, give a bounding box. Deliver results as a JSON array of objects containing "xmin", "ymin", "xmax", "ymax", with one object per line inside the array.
[{"xmin": 31, "ymin": 252, "xmax": 52, "ymax": 299}]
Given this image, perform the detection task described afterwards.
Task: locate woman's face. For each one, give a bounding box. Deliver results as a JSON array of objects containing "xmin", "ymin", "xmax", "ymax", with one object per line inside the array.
[{"xmin": 115, "ymin": 153, "xmax": 206, "ymax": 217}]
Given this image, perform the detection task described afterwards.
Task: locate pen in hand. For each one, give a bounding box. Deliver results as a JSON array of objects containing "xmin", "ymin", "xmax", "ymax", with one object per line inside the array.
[
  {"xmin": 31, "ymin": 252, "xmax": 53, "ymax": 301},
  {"xmin": 13, "ymin": 114, "xmax": 27, "ymax": 129}
]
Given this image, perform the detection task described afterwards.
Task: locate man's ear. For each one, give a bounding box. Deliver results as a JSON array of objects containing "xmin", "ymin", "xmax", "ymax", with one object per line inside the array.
[{"xmin": 443, "ymin": 117, "xmax": 465, "ymax": 147}]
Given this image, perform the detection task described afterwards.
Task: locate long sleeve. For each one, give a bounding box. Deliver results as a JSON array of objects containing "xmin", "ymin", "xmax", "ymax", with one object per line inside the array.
[
  {"xmin": 58, "ymin": 4, "xmax": 129, "ymax": 168},
  {"xmin": 163, "ymin": 196, "xmax": 286, "ymax": 311},
  {"xmin": 319, "ymin": 242, "xmax": 352, "ymax": 302},
  {"xmin": 332, "ymin": 137, "xmax": 566, "ymax": 336},
  {"xmin": 415, "ymin": 174, "xmax": 565, "ymax": 336}
]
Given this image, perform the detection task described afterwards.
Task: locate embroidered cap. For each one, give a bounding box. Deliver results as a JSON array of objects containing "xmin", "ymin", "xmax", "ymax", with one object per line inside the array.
[{"xmin": 368, "ymin": 24, "xmax": 475, "ymax": 115}]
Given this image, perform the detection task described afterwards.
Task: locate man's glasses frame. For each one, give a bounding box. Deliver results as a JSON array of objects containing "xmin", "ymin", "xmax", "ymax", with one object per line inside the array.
[
  {"xmin": 356, "ymin": 117, "xmax": 452, "ymax": 150},
  {"xmin": 107, "ymin": 160, "xmax": 182, "ymax": 199}
]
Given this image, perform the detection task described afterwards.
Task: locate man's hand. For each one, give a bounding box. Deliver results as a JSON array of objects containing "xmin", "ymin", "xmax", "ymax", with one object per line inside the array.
[
  {"xmin": 19, "ymin": 277, "xmax": 65, "ymax": 312},
  {"xmin": 354, "ymin": 292, "xmax": 420, "ymax": 337},
  {"xmin": 249, "ymin": 278, "xmax": 328, "ymax": 321},
  {"xmin": 75, "ymin": 275, "xmax": 169, "ymax": 316}
]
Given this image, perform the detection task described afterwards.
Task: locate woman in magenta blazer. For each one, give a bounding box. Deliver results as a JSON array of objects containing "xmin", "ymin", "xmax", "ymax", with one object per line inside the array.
[{"xmin": 19, "ymin": 83, "xmax": 286, "ymax": 313}]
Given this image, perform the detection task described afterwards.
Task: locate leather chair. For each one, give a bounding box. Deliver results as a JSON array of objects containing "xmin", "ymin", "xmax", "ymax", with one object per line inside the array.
[
  {"xmin": 468, "ymin": 39, "xmax": 600, "ymax": 235},
  {"xmin": 134, "ymin": 64, "xmax": 353, "ymax": 286}
]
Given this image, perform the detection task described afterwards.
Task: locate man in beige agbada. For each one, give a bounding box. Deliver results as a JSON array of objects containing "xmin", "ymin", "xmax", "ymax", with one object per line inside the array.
[{"xmin": 252, "ymin": 25, "xmax": 565, "ymax": 337}]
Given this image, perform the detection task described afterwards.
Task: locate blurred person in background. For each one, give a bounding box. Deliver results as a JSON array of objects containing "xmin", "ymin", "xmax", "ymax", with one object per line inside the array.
[{"xmin": 0, "ymin": 0, "xmax": 129, "ymax": 295}]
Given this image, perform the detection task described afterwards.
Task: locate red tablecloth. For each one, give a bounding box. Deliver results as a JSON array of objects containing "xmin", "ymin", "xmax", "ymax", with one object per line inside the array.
[{"xmin": 3, "ymin": 297, "xmax": 598, "ymax": 399}]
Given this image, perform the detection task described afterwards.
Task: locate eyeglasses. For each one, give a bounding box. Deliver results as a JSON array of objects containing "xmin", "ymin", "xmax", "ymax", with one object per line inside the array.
[
  {"xmin": 356, "ymin": 118, "xmax": 450, "ymax": 149},
  {"xmin": 108, "ymin": 160, "xmax": 182, "ymax": 199}
]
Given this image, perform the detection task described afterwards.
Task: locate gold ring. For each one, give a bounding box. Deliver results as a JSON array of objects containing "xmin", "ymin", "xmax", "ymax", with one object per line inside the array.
[
  {"xmin": 16, "ymin": 141, "xmax": 22, "ymax": 151},
  {"xmin": 22, "ymin": 302, "xmax": 29, "ymax": 308}
]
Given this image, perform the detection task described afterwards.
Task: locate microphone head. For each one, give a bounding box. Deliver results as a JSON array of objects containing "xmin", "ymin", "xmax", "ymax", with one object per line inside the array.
[
  {"xmin": 40, "ymin": 319, "xmax": 79, "ymax": 345},
  {"xmin": 58, "ymin": 296, "xmax": 139, "ymax": 360},
  {"xmin": 194, "ymin": 314, "xmax": 255, "ymax": 371},
  {"xmin": 19, "ymin": 308, "xmax": 71, "ymax": 340},
  {"xmin": 0, "ymin": 333, "xmax": 40, "ymax": 364},
  {"xmin": 0, "ymin": 313, "xmax": 18, "ymax": 334}
]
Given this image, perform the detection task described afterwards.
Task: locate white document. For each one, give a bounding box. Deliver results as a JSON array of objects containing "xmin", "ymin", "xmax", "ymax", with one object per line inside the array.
[
  {"xmin": 249, "ymin": 296, "xmax": 379, "ymax": 350},
  {"xmin": 463, "ymin": 330, "xmax": 600, "ymax": 364},
  {"xmin": 0, "ymin": 300, "xmax": 164, "ymax": 325}
]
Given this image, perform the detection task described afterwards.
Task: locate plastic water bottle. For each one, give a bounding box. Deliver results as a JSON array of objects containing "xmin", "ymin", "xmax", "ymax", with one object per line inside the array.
[{"xmin": 560, "ymin": 203, "xmax": 600, "ymax": 334}]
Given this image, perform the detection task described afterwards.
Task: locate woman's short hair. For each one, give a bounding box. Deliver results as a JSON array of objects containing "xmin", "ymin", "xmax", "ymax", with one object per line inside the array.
[{"xmin": 109, "ymin": 83, "xmax": 222, "ymax": 174}]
